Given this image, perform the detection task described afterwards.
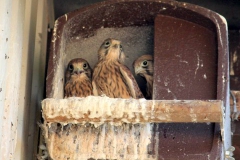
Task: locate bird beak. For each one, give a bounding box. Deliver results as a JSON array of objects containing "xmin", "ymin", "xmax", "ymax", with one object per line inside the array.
[
  {"xmin": 73, "ymin": 67, "xmax": 84, "ymax": 75},
  {"xmin": 74, "ymin": 70, "xmax": 84, "ymax": 74},
  {"xmin": 112, "ymin": 44, "xmax": 118, "ymax": 48},
  {"xmin": 134, "ymin": 67, "xmax": 142, "ymax": 75}
]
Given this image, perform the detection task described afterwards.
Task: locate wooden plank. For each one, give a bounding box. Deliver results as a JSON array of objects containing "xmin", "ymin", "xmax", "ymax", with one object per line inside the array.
[
  {"xmin": 27, "ymin": 0, "xmax": 49, "ymax": 159},
  {"xmin": 0, "ymin": 0, "xmax": 31, "ymax": 159},
  {"xmin": 42, "ymin": 97, "xmax": 223, "ymax": 124}
]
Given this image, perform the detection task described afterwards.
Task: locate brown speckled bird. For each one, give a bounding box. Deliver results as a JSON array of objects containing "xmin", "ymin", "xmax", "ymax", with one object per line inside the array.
[
  {"xmin": 133, "ymin": 54, "xmax": 153, "ymax": 99},
  {"xmin": 92, "ymin": 38, "xmax": 144, "ymax": 99},
  {"xmin": 64, "ymin": 58, "xmax": 93, "ymax": 97}
]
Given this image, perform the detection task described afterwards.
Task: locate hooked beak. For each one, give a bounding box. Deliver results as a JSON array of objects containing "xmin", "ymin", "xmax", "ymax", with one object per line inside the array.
[
  {"xmin": 73, "ymin": 70, "xmax": 84, "ymax": 75},
  {"xmin": 134, "ymin": 67, "xmax": 142, "ymax": 75},
  {"xmin": 72, "ymin": 67, "xmax": 84, "ymax": 75}
]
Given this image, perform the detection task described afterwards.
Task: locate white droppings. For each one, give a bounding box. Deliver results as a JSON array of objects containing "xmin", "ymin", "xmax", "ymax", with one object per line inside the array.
[
  {"xmin": 42, "ymin": 120, "xmax": 156, "ymax": 159},
  {"xmin": 167, "ymin": 88, "xmax": 171, "ymax": 93},
  {"xmin": 207, "ymin": 154, "xmax": 210, "ymax": 160},
  {"xmin": 51, "ymin": 20, "xmax": 59, "ymax": 43},
  {"xmin": 164, "ymin": 81, "xmax": 168, "ymax": 86},
  {"xmin": 203, "ymin": 74, "xmax": 207, "ymax": 79},
  {"xmin": 194, "ymin": 53, "xmax": 200, "ymax": 78},
  {"xmin": 157, "ymin": 76, "xmax": 161, "ymax": 82},
  {"xmin": 64, "ymin": 14, "xmax": 67, "ymax": 21},
  {"xmin": 177, "ymin": 79, "xmax": 185, "ymax": 87},
  {"xmin": 164, "ymin": 77, "xmax": 169, "ymax": 86},
  {"xmin": 222, "ymin": 75, "xmax": 225, "ymax": 83},
  {"xmin": 189, "ymin": 108, "xmax": 197, "ymax": 122},
  {"xmin": 180, "ymin": 60, "xmax": 188, "ymax": 64}
]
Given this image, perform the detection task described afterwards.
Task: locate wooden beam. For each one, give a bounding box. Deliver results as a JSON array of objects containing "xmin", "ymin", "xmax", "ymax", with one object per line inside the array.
[
  {"xmin": 27, "ymin": 0, "xmax": 49, "ymax": 159},
  {"xmin": 42, "ymin": 96, "xmax": 223, "ymax": 124}
]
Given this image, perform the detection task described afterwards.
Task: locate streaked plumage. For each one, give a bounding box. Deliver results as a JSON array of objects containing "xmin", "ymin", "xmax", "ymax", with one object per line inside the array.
[
  {"xmin": 64, "ymin": 58, "xmax": 93, "ymax": 97},
  {"xmin": 133, "ymin": 54, "xmax": 153, "ymax": 99},
  {"xmin": 92, "ymin": 38, "xmax": 144, "ymax": 99}
]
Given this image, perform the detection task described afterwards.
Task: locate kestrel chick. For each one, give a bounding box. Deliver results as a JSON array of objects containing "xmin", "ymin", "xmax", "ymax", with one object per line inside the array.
[
  {"xmin": 133, "ymin": 54, "xmax": 153, "ymax": 99},
  {"xmin": 64, "ymin": 58, "xmax": 93, "ymax": 97},
  {"xmin": 92, "ymin": 38, "xmax": 144, "ymax": 99}
]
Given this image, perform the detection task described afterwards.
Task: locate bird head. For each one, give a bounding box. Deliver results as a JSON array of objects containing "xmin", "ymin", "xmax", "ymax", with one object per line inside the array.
[
  {"xmin": 98, "ymin": 38, "xmax": 125, "ymax": 63},
  {"xmin": 133, "ymin": 54, "xmax": 153, "ymax": 77},
  {"xmin": 65, "ymin": 58, "xmax": 92, "ymax": 82}
]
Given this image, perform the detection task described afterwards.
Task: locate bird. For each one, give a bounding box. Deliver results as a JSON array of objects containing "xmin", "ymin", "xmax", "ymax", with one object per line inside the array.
[
  {"xmin": 92, "ymin": 38, "xmax": 144, "ymax": 99},
  {"xmin": 64, "ymin": 58, "xmax": 93, "ymax": 97},
  {"xmin": 133, "ymin": 54, "xmax": 153, "ymax": 99}
]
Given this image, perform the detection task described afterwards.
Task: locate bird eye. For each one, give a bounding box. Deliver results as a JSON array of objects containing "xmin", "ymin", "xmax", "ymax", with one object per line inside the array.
[
  {"xmin": 142, "ymin": 60, "xmax": 148, "ymax": 67},
  {"xmin": 68, "ymin": 64, "xmax": 74, "ymax": 71},
  {"xmin": 83, "ymin": 63, "xmax": 88, "ymax": 69},
  {"xmin": 120, "ymin": 45, "xmax": 123, "ymax": 50},
  {"xmin": 105, "ymin": 41, "xmax": 110, "ymax": 47}
]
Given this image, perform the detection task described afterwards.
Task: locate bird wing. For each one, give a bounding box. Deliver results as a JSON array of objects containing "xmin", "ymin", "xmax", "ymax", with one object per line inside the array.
[
  {"xmin": 92, "ymin": 80, "xmax": 99, "ymax": 96},
  {"xmin": 119, "ymin": 65, "xmax": 144, "ymax": 99},
  {"xmin": 92, "ymin": 63, "xmax": 104, "ymax": 96}
]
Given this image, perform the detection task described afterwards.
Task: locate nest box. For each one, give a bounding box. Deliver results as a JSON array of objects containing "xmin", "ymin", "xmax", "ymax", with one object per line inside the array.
[{"xmin": 42, "ymin": 0, "xmax": 229, "ymax": 159}]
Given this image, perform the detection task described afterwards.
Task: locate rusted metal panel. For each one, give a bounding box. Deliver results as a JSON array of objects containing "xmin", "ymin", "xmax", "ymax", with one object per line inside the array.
[{"xmin": 153, "ymin": 15, "xmax": 217, "ymax": 100}]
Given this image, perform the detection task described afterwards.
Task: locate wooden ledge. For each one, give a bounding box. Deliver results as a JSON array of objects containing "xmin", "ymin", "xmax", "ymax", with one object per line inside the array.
[{"xmin": 42, "ymin": 96, "xmax": 223, "ymax": 125}]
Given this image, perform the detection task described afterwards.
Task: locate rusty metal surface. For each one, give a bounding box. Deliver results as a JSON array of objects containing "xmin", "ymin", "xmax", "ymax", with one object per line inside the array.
[
  {"xmin": 151, "ymin": 2, "xmax": 228, "ymax": 159},
  {"xmin": 153, "ymin": 15, "xmax": 217, "ymax": 100},
  {"xmin": 154, "ymin": 123, "xmax": 222, "ymax": 159}
]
